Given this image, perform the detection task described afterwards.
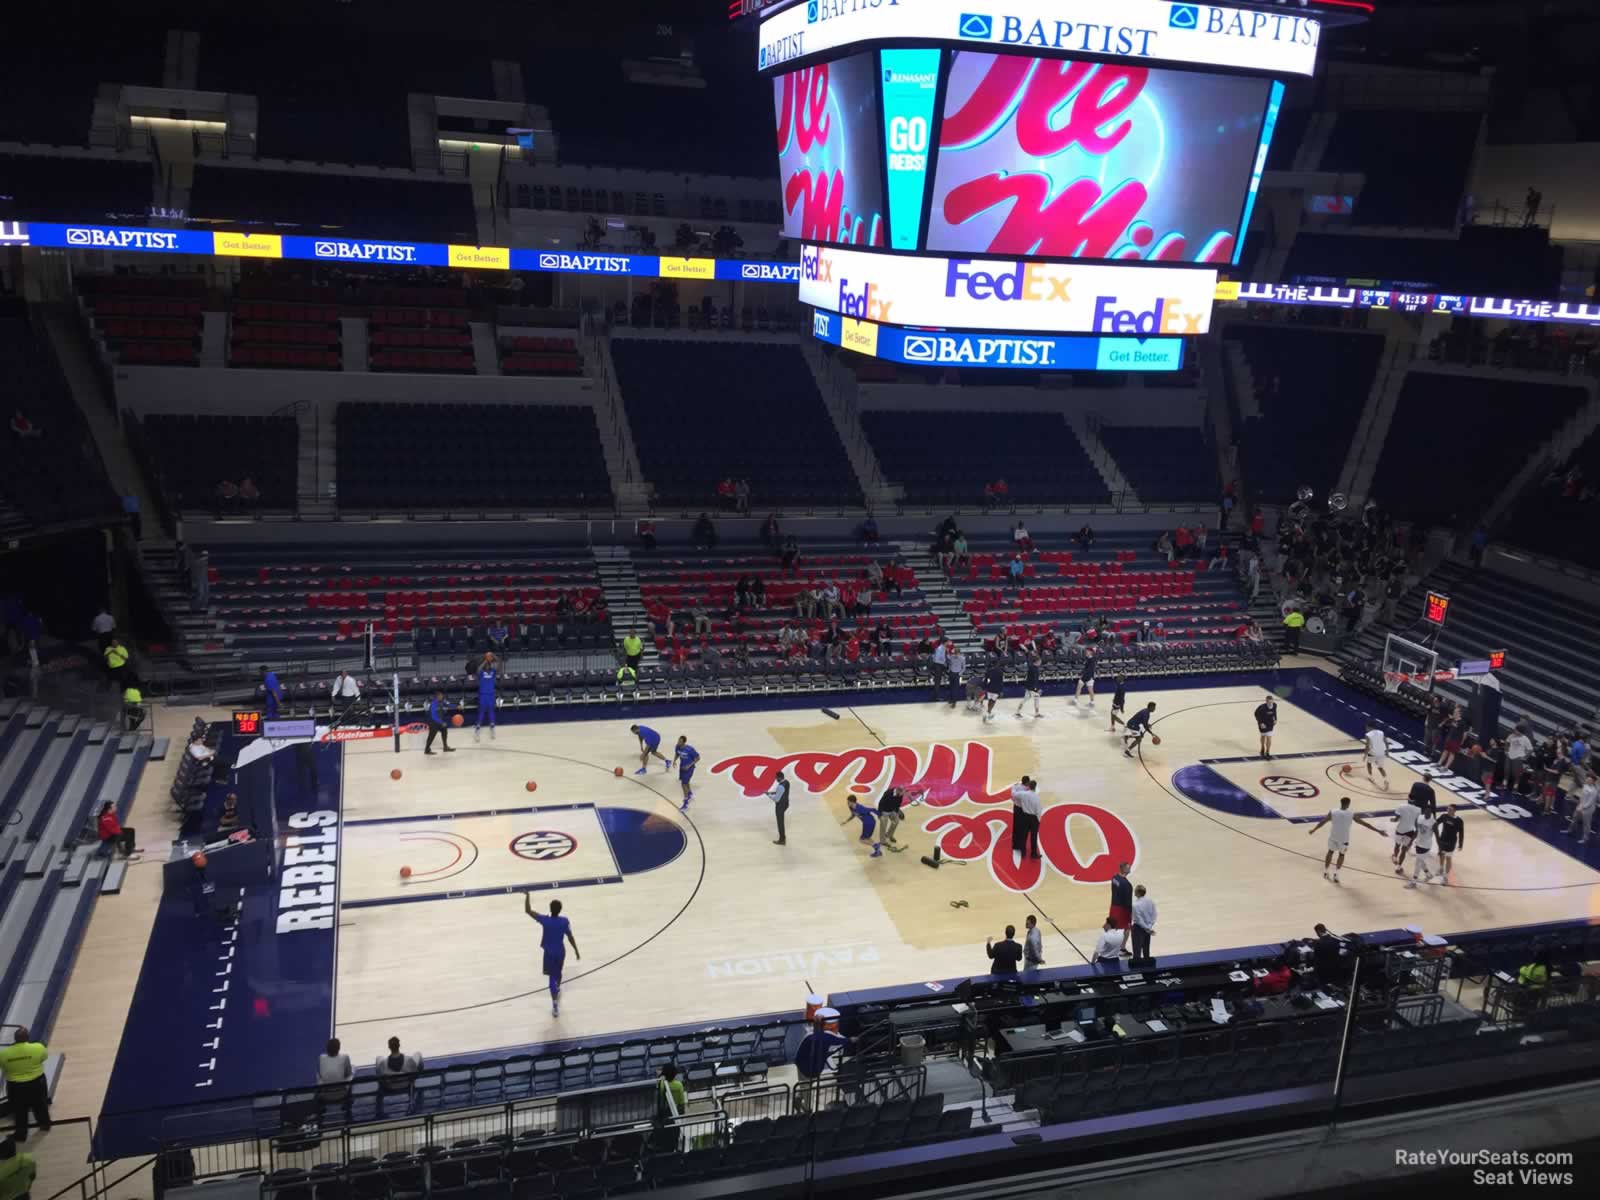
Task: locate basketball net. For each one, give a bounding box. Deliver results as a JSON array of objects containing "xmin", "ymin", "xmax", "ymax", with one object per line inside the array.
[{"xmin": 1383, "ymin": 668, "xmax": 1457, "ymax": 693}]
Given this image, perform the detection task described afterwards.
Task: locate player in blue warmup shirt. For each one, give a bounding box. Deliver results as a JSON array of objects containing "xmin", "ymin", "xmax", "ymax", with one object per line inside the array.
[
  {"xmin": 424, "ymin": 691, "xmax": 455, "ymax": 755},
  {"xmin": 630, "ymin": 724, "xmax": 672, "ymax": 774},
  {"xmin": 262, "ymin": 667, "xmax": 283, "ymax": 719},
  {"xmin": 475, "ymin": 653, "xmax": 498, "ymax": 742},
  {"xmin": 844, "ymin": 796, "xmax": 881, "ymax": 857},
  {"xmin": 673, "ymin": 736, "xmax": 701, "ymax": 809},
  {"xmin": 523, "ymin": 895, "xmax": 580, "ymax": 1016}
]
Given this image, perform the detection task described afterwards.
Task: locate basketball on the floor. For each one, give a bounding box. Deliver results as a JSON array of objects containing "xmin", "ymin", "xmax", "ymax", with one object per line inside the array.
[
  {"xmin": 399, "ymin": 865, "xmax": 412, "ymax": 879},
  {"xmin": 526, "ymin": 780, "xmax": 538, "ymax": 792},
  {"xmin": 613, "ymin": 766, "xmax": 624, "ymax": 777},
  {"xmin": 451, "ymin": 713, "xmax": 464, "ymax": 727},
  {"xmin": 1340, "ymin": 764, "xmax": 1353, "ymax": 777},
  {"xmin": 390, "ymin": 768, "xmax": 402, "ymax": 781}
]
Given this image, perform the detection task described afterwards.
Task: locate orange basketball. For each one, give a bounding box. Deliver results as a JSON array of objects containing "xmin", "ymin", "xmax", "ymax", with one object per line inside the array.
[
  {"xmin": 613, "ymin": 766, "xmax": 624, "ymax": 777},
  {"xmin": 1339, "ymin": 764, "xmax": 1352, "ymax": 777},
  {"xmin": 399, "ymin": 866, "xmax": 412, "ymax": 879},
  {"xmin": 390, "ymin": 768, "xmax": 403, "ymax": 781},
  {"xmin": 526, "ymin": 780, "xmax": 538, "ymax": 792},
  {"xmin": 1150, "ymin": 734, "xmax": 1162, "ymax": 746},
  {"xmin": 191, "ymin": 852, "xmax": 208, "ymax": 869},
  {"xmin": 451, "ymin": 713, "xmax": 464, "ymax": 727}
]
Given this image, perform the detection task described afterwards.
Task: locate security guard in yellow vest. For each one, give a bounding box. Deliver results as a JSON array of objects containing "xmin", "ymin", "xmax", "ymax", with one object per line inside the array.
[
  {"xmin": 104, "ymin": 636, "xmax": 131, "ymax": 686},
  {"xmin": 0, "ymin": 1028, "xmax": 51, "ymax": 1141},
  {"xmin": 1282, "ymin": 609, "xmax": 1306, "ymax": 654}
]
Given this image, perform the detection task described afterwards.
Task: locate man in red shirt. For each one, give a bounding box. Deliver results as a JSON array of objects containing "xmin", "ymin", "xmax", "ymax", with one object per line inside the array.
[{"xmin": 1253, "ymin": 957, "xmax": 1292, "ymax": 995}]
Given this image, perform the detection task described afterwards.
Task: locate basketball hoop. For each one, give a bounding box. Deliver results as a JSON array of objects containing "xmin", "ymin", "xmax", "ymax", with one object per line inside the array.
[{"xmin": 1384, "ymin": 668, "xmax": 1457, "ymax": 693}]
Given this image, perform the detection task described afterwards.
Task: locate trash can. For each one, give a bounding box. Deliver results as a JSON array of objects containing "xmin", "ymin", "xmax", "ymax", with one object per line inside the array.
[{"xmin": 899, "ymin": 1034, "xmax": 925, "ymax": 1068}]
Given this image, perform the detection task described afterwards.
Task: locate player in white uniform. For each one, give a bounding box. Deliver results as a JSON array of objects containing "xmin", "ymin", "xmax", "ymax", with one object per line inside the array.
[
  {"xmin": 1307, "ymin": 795, "xmax": 1385, "ymax": 883},
  {"xmin": 1361, "ymin": 721, "xmax": 1390, "ymax": 790},
  {"xmin": 1390, "ymin": 796, "xmax": 1421, "ymax": 871},
  {"xmin": 1405, "ymin": 810, "xmax": 1438, "ymax": 888}
]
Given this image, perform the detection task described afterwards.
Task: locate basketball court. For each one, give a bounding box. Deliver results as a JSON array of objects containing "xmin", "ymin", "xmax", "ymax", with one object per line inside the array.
[{"xmin": 50, "ymin": 666, "xmax": 1600, "ymax": 1161}]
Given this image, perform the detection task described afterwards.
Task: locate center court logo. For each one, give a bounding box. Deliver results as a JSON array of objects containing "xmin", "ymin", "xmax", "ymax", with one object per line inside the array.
[
  {"xmin": 958, "ymin": 13, "xmax": 993, "ymax": 39},
  {"xmin": 510, "ymin": 830, "xmax": 578, "ymax": 861},
  {"xmin": 1260, "ymin": 775, "xmax": 1319, "ymax": 799},
  {"xmin": 1169, "ymin": 4, "xmax": 1199, "ymax": 29}
]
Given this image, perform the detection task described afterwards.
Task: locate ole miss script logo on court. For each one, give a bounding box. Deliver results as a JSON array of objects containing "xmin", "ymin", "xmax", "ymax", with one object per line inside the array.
[
  {"xmin": 509, "ymin": 831, "xmax": 578, "ymax": 861},
  {"xmin": 711, "ymin": 742, "xmax": 1137, "ymax": 893},
  {"xmin": 1260, "ymin": 776, "xmax": 1319, "ymax": 799}
]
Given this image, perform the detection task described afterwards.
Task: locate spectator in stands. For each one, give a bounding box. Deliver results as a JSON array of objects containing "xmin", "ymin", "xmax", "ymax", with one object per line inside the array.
[
  {"xmin": 985, "ymin": 925, "xmax": 1023, "ymax": 976},
  {"xmin": 1007, "ymin": 553, "xmax": 1026, "ymax": 593},
  {"xmin": 993, "ymin": 477, "xmax": 1009, "ymax": 506},
  {"xmin": 780, "ymin": 535, "xmax": 800, "ymax": 572},
  {"xmin": 317, "ymin": 1037, "xmax": 353, "ymax": 1085},
  {"xmin": 187, "ymin": 732, "xmax": 216, "ymax": 765},
  {"xmin": 216, "ymin": 479, "xmax": 239, "ymax": 509},
  {"xmin": 0, "ymin": 1029, "xmax": 50, "ymax": 1142},
  {"xmin": 1173, "ymin": 526, "xmax": 1192, "ymax": 560},
  {"xmin": 859, "ymin": 514, "xmax": 879, "ymax": 545},
  {"xmin": 689, "ymin": 601, "xmax": 711, "ymax": 637},
  {"xmin": 120, "ymin": 492, "xmax": 140, "ymax": 539},
  {"xmin": 1219, "ymin": 481, "xmax": 1235, "ymax": 529},
  {"xmin": 217, "ymin": 793, "xmax": 240, "ymax": 835},
  {"xmin": 1156, "ymin": 531, "xmax": 1175, "ymax": 565},
  {"xmin": 1012, "ymin": 521, "xmax": 1034, "ymax": 554},
  {"xmin": 91, "ymin": 607, "xmax": 115, "ymax": 654},
  {"xmin": 762, "ymin": 513, "xmax": 781, "ymax": 549},
  {"xmin": 1568, "ymin": 772, "xmax": 1597, "ymax": 844},
  {"xmin": 1253, "ymin": 956, "xmax": 1293, "ymax": 996},
  {"xmin": 734, "ymin": 575, "xmax": 752, "ymax": 608},
  {"xmin": 716, "ymin": 478, "xmax": 735, "ymax": 509},
  {"xmin": 748, "ymin": 575, "xmax": 766, "ymax": 606},
  {"xmin": 1208, "ymin": 542, "xmax": 1230, "ymax": 572},
  {"xmin": 1194, "ymin": 525, "xmax": 1208, "ymax": 556},
  {"xmin": 637, "ymin": 518, "xmax": 657, "ymax": 552},
  {"xmin": 1522, "ymin": 186, "xmax": 1542, "ymax": 228},
  {"xmin": 1516, "ymin": 949, "xmax": 1551, "ymax": 991},
  {"xmin": 0, "ymin": 1138, "xmax": 36, "ymax": 1200},
  {"xmin": 734, "ymin": 478, "xmax": 751, "ymax": 514},
  {"xmin": 820, "ymin": 580, "xmax": 842, "ymax": 621},
  {"xmin": 238, "ymin": 477, "xmax": 260, "ymax": 505},
  {"xmin": 1074, "ymin": 523, "xmax": 1095, "ymax": 551},
  {"xmin": 487, "ymin": 621, "xmax": 509, "ymax": 653},
  {"xmin": 375, "ymin": 1036, "xmax": 421, "ymax": 1078},
  {"xmin": 692, "ymin": 512, "xmax": 718, "ymax": 550},
  {"xmin": 96, "ymin": 802, "xmax": 132, "ymax": 857}
]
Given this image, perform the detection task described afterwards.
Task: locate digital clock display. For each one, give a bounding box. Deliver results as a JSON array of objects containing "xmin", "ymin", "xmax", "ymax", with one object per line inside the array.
[
  {"xmin": 1423, "ymin": 591, "xmax": 1450, "ymax": 625},
  {"xmin": 1488, "ymin": 649, "xmax": 1506, "ymax": 670},
  {"xmin": 232, "ymin": 711, "xmax": 262, "ymax": 736}
]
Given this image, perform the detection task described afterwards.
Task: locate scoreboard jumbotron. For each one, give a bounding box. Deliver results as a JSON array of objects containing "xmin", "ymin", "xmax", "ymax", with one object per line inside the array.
[{"xmin": 756, "ymin": 0, "xmax": 1365, "ymax": 371}]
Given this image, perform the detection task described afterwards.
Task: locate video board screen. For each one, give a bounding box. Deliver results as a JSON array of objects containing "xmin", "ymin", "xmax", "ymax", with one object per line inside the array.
[
  {"xmin": 773, "ymin": 52, "xmax": 887, "ymax": 246},
  {"xmin": 925, "ymin": 52, "xmax": 1274, "ymax": 263}
]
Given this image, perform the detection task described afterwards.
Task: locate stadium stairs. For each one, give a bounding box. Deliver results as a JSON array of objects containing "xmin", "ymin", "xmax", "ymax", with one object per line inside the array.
[
  {"xmin": 0, "ymin": 698, "xmax": 158, "ymax": 1095},
  {"xmin": 1336, "ymin": 558, "xmax": 1599, "ymax": 735}
]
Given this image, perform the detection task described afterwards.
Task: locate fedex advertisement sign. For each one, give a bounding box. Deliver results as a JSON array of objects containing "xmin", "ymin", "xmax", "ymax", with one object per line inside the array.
[
  {"xmin": 759, "ymin": 0, "xmax": 1320, "ymax": 77},
  {"xmin": 800, "ymin": 245, "xmax": 1214, "ymax": 334}
]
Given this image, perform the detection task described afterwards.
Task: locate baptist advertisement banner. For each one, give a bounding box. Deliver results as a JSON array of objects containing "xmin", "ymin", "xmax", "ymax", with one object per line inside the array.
[
  {"xmin": 810, "ymin": 310, "xmax": 1183, "ymax": 371},
  {"xmin": 759, "ymin": 0, "xmax": 1320, "ymax": 78},
  {"xmin": 27, "ymin": 223, "xmax": 216, "ymax": 255},
  {"xmin": 800, "ymin": 243, "xmax": 1217, "ymax": 334}
]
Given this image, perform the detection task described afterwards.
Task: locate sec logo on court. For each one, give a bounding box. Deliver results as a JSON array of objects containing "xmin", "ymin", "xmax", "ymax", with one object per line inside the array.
[
  {"xmin": 509, "ymin": 830, "xmax": 578, "ymax": 861},
  {"xmin": 1260, "ymin": 776, "xmax": 1319, "ymax": 799}
]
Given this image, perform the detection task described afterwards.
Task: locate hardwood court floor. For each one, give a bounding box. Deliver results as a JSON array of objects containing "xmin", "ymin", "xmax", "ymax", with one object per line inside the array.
[{"xmin": 329, "ymin": 677, "xmax": 1600, "ymax": 1062}]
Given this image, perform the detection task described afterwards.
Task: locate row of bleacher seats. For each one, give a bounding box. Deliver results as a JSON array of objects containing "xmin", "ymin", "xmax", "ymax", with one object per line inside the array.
[
  {"xmin": 335, "ymin": 403, "xmax": 612, "ymax": 508},
  {"xmin": 1371, "ymin": 372, "xmax": 1587, "ymax": 525},
  {"xmin": 233, "ymin": 322, "xmax": 340, "ymax": 347},
  {"xmin": 140, "ymin": 413, "xmax": 298, "ymax": 507},
  {"xmin": 118, "ymin": 340, "xmax": 199, "ymax": 366},
  {"xmin": 612, "ymin": 341, "xmax": 861, "ymax": 507},
  {"xmin": 237, "ymin": 300, "xmax": 340, "ymax": 324},
  {"xmin": 231, "ymin": 345, "xmax": 340, "ymax": 370},
  {"xmin": 1498, "ymin": 427, "xmax": 1600, "ymax": 571},
  {"xmin": 1096, "ymin": 426, "xmax": 1218, "ymax": 503},
  {"xmin": 369, "ymin": 349, "xmax": 475, "ymax": 374},
  {"xmin": 0, "ymin": 306, "xmax": 122, "ymax": 531},
  {"xmin": 1223, "ymin": 324, "xmax": 1383, "ymax": 504},
  {"xmin": 371, "ymin": 307, "xmax": 468, "ymax": 330},
  {"xmin": 86, "ymin": 296, "xmax": 205, "ymax": 319},
  {"xmin": 860, "ymin": 409, "xmax": 1108, "ymax": 507},
  {"xmin": 0, "ymin": 152, "xmax": 154, "ymax": 222},
  {"xmin": 371, "ymin": 329, "xmax": 471, "ymax": 350}
]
